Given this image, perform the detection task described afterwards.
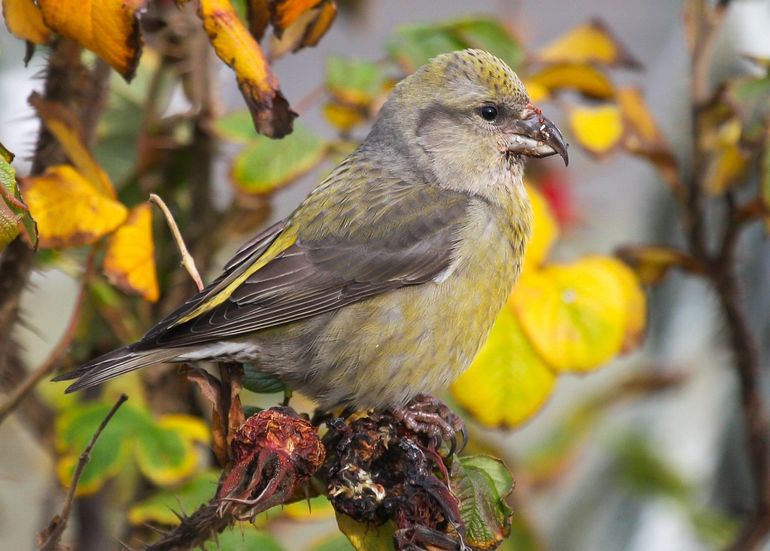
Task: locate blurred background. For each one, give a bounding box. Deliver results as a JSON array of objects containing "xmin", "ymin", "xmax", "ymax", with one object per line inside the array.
[{"xmin": 1, "ymin": 1, "xmax": 770, "ymax": 550}]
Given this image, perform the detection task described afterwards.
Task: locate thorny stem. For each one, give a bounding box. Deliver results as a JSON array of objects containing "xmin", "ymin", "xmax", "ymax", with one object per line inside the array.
[
  {"xmin": 0, "ymin": 39, "xmax": 110, "ymax": 428},
  {"xmin": 37, "ymin": 394, "xmax": 128, "ymax": 551},
  {"xmin": 0, "ymin": 249, "xmax": 96, "ymax": 426},
  {"xmin": 683, "ymin": 1, "xmax": 770, "ymax": 549}
]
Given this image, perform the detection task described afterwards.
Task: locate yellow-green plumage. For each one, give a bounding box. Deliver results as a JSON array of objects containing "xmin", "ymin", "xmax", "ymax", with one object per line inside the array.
[{"xmin": 56, "ymin": 49, "xmax": 566, "ymax": 411}]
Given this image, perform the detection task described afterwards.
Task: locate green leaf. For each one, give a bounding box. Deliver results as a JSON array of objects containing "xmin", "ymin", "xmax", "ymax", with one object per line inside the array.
[
  {"xmin": 129, "ymin": 469, "xmax": 220, "ymax": 526},
  {"xmin": 242, "ymin": 366, "xmax": 287, "ymax": 394},
  {"xmin": 450, "ymin": 19, "xmax": 524, "ymax": 70},
  {"xmin": 307, "ymin": 533, "xmax": 356, "ymax": 551},
  {"xmin": 56, "ymin": 401, "xmax": 206, "ymax": 495},
  {"xmin": 450, "ymin": 455, "xmax": 513, "ymax": 550},
  {"xmin": 613, "ymin": 434, "xmax": 689, "ymax": 501},
  {"xmin": 231, "ymin": 123, "xmax": 327, "ymax": 194},
  {"xmin": 199, "ymin": 525, "xmax": 286, "ymax": 550},
  {"xmin": 215, "ymin": 110, "xmax": 259, "ymax": 143},
  {"xmin": 726, "ymin": 74, "xmax": 770, "ymax": 143},
  {"xmin": 336, "ymin": 513, "xmax": 395, "ymax": 551},
  {"xmin": 388, "ymin": 23, "xmax": 465, "ymax": 72},
  {"xmin": 0, "ymin": 144, "xmax": 36, "ymax": 250},
  {"xmin": 134, "ymin": 423, "xmax": 198, "ymax": 486},
  {"xmin": 55, "ymin": 401, "xmax": 149, "ymax": 495},
  {"xmin": 326, "ymin": 56, "xmax": 386, "ymax": 105},
  {"xmin": 388, "ymin": 18, "xmax": 523, "ymax": 73}
]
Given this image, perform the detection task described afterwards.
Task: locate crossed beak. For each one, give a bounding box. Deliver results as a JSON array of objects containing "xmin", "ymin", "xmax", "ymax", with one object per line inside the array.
[{"xmin": 505, "ymin": 105, "xmax": 569, "ymax": 166}]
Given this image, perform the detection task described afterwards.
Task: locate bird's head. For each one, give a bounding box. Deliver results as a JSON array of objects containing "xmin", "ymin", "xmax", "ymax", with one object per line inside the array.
[{"xmin": 369, "ymin": 49, "xmax": 568, "ymax": 195}]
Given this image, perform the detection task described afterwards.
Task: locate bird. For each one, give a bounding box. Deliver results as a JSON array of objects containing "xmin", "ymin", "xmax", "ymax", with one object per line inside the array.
[{"xmin": 55, "ymin": 49, "xmax": 567, "ymax": 421}]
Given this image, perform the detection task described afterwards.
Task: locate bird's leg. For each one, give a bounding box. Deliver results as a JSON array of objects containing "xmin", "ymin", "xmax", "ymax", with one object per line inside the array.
[{"xmin": 396, "ymin": 394, "xmax": 466, "ymax": 455}]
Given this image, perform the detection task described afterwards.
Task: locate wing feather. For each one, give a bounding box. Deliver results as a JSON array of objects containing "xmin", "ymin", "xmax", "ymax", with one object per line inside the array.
[{"xmin": 134, "ymin": 176, "xmax": 469, "ymax": 350}]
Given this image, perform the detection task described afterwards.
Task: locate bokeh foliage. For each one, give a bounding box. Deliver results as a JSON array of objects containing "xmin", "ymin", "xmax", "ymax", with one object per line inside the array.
[{"xmin": 2, "ymin": 1, "xmax": 768, "ymax": 549}]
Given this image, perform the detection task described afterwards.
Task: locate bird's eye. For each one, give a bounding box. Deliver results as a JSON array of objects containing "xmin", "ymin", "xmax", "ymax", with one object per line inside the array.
[{"xmin": 479, "ymin": 105, "xmax": 499, "ymax": 122}]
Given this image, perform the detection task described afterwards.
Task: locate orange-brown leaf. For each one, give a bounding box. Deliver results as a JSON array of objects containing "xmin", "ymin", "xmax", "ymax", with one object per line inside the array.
[
  {"xmin": 537, "ymin": 18, "xmax": 641, "ymax": 69},
  {"xmin": 617, "ymin": 87, "xmax": 680, "ymax": 189},
  {"xmin": 3, "ymin": 0, "xmax": 52, "ymax": 45},
  {"xmin": 103, "ymin": 204, "xmax": 159, "ymax": 302},
  {"xmin": 20, "ymin": 165, "xmax": 127, "ymax": 248},
  {"xmin": 269, "ymin": 0, "xmax": 336, "ymax": 57},
  {"xmin": 29, "ymin": 93, "xmax": 115, "ymax": 198},
  {"xmin": 271, "ymin": 0, "xmax": 321, "ymax": 36},
  {"xmin": 246, "ymin": 0, "xmax": 270, "ymax": 41},
  {"xmin": 199, "ymin": 0, "xmax": 295, "ymax": 138},
  {"xmin": 38, "ymin": 0, "xmax": 144, "ymax": 80},
  {"xmin": 617, "ymin": 245, "xmax": 703, "ymax": 285}
]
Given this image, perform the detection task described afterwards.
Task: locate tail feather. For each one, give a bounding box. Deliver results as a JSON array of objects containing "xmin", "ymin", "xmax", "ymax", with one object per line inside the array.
[{"xmin": 53, "ymin": 346, "xmax": 181, "ymax": 393}]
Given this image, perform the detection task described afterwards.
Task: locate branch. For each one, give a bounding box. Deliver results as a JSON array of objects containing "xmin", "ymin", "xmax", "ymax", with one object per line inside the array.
[
  {"xmin": 0, "ymin": 249, "xmax": 95, "ymax": 426},
  {"xmin": 148, "ymin": 193, "xmax": 204, "ymax": 292},
  {"xmin": 681, "ymin": 2, "xmax": 770, "ymax": 548},
  {"xmin": 36, "ymin": 394, "xmax": 128, "ymax": 551}
]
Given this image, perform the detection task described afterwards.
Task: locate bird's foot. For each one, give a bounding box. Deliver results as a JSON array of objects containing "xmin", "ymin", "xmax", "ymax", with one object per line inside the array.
[{"xmin": 396, "ymin": 394, "xmax": 467, "ymax": 456}]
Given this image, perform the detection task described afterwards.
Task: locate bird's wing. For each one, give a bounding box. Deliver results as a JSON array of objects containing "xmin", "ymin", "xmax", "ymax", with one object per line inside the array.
[{"xmin": 134, "ymin": 177, "xmax": 469, "ymax": 350}]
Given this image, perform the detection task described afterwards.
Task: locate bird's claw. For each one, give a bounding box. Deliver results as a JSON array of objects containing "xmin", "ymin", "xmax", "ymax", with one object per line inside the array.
[{"xmin": 396, "ymin": 394, "xmax": 466, "ymax": 456}]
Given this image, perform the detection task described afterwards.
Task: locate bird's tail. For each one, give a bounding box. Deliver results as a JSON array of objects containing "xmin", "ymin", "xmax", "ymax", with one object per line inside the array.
[{"xmin": 52, "ymin": 346, "xmax": 181, "ymax": 393}]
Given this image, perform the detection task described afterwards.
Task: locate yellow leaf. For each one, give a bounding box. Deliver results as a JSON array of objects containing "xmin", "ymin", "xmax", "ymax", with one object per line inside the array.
[
  {"xmin": 510, "ymin": 256, "xmax": 628, "ymax": 373},
  {"xmin": 2, "ymin": 0, "xmax": 52, "ymax": 44},
  {"xmin": 568, "ymin": 104, "xmax": 624, "ymax": 156},
  {"xmin": 537, "ymin": 18, "xmax": 641, "ymax": 69},
  {"xmin": 199, "ymin": 0, "xmax": 295, "ymax": 138},
  {"xmin": 527, "ymin": 63, "xmax": 615, "ymax": 100},
  {"xmin": 523, "ymin": 183, "xmax": 559, "ymax": 270},
  {"xmin": 20, "ymin": 165, "xmax": 127, "ymax": 248},
  {"xmin": 451, "ymin": 305, "xmax": 556, "ymax": 428},
  {"xmin": 283, "ymin": 495, "xmax": 335, "ymax": 521},
  {"xmin": 103, "ymin": 204, "xmax": 160, "ymax": 302},
  {"xmin": 590, "ymin": 256, "xmax": 647, "ymax": 354},
  {"xmin": 336, "ymin": 512, "xmax": 395, "ymax": 551},
  {"xmin": 156, "ymin": 414, "xmax": 211, "ymax": 445},
  {"xmin": 522, "ymin": 79, "xmax": 549, "ymax": 102},
  {"xmin": 322, "ymin": 101, "xmax": 365, "ymax": 132},
  {"xmin": 30, "ymin": 93, "xmax": 115, "ymax": 198},
  {"xmin": 704, "ymin": 121, "xmax": 751, "ymax": 195},
  {"xmin": 38, "ymin": 0, "xmax": 144, "ymax": 80}
]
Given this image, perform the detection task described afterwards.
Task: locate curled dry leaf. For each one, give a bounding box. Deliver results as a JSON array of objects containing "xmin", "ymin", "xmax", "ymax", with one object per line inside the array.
[
  {"xmin": 103, "ymin": 203, "xmax": 160, "ymax": 303},
  {"xmin": 2, "ymin": 0, "xmax": 52, "ymax": 45},
  {"xmin": 20, "ymin": 165, "xmax": 127, "ymax": 249},
  {"xmin": 536, "ymin": 18, "xmax": 642, "ymax": 69},
  {"xmin": 37, "ymin": 0, "xmax": 144, "ymax": 80},
  {"xmin": 199, "ymin": 0, "xmax": 296, "ymax": 138}
]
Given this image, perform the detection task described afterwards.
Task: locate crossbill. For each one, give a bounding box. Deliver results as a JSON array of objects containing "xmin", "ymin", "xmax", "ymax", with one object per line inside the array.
[{"xmin": 55, "ymin": 49, "xmax": 568, "ymax": 412}]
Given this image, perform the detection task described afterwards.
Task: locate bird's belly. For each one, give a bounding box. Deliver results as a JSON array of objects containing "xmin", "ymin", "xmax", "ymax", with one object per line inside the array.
[{"xmin": 301, "ymin": 232, "xmax": 519, "ymax": 410}]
